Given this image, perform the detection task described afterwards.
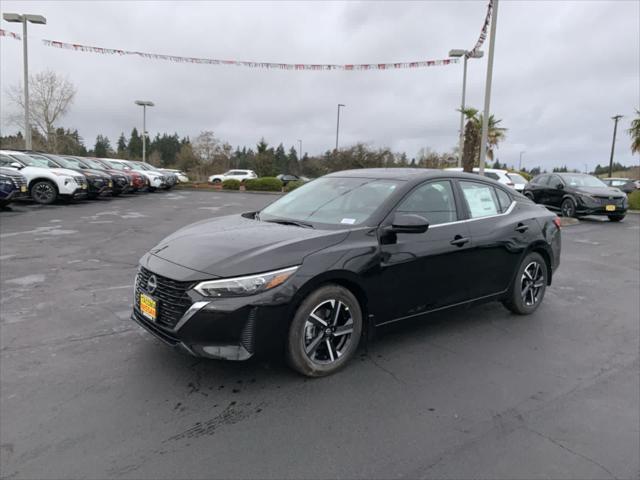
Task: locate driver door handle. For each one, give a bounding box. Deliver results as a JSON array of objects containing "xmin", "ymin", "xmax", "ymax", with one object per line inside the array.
[
  {"xmin": 450, "ymin": 235, "xmax": 470, "ymax": 247},
  {"xmin": 515, "ymin": 223, "xmax": 529, "ymax": 233}
]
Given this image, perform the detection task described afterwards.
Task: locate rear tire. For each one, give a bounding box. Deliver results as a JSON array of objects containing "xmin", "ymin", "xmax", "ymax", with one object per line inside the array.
[
  {"xmin": 212, "ymin": 179, "xmax": 221, "ymax": 184},
  {"xmin": 286, "ymin": 285, "xmax": 362, "ymax": 377},
  {"xmin": 503, "ymin": 252, "xmax": 548, "ymax": 315},
  {"xmin": 30, "ymin": 180, "xmax": 58, "ymax": 205},
  {"xmin": 608, "ymin": 215, "xmax": 625, "ymax": 222},
  {"xmin": 560, "ymin": 198, "xmax": 576, "ymax": 218}
]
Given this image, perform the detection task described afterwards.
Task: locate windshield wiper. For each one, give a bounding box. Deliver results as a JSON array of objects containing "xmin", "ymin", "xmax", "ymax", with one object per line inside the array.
[{"xmin": 263, "ymin": 218, "xmax": 314, "ymax": 229}]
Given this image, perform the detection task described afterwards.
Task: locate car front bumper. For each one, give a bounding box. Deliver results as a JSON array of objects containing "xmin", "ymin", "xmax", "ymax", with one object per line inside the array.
[
  {"xmin": 130, "ymin": 266, "xmax": 293, "ymax": 360},
  {"xmin": 576, "ymin": 205, "xmax": 628, "ymax": 216}
]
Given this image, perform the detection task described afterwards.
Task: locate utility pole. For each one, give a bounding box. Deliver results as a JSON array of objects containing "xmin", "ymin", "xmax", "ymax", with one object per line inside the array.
[
  {"xmin": 478, "ymin": 0, "xmax": 499, "ymax": 176},
  {"xmin": 135, "ymin": 100, "xmax": 154, "ymax": 163},
  {"xmin": 297, "ymin": 139, "xmax": 302, "ymax": 160},
  {"xmin": 519, "ymin": 151, "xmax": 525, "ymax": 171},
  {"xmin": 608, "ymin": 115, "xmax": 623, "ymax": 178},
  {"xmin": 335, "ymin": 104, "xmax": 345, "ymax": 151}
]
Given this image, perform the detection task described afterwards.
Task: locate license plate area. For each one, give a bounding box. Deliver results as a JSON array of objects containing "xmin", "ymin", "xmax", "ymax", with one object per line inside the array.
[
  {"xmin": 605, "ymin": 205, "xmax": 616, "ymax": 212},
  {"xmin": 140, "ymin": 292, "xmax": 158, "ymax": 321}
]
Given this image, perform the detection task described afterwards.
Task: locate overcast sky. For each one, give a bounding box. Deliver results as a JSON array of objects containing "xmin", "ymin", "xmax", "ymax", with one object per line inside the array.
[{"xmin": 1, "ymin": 0, "xmax": 638, "ymax": 171}]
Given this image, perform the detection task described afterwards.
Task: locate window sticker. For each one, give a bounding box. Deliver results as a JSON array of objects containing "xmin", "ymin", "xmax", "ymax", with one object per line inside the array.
[
  {"xmin": 341, "ymin": 218, "xmax": 356, "ymax": 224},
  {"xmin": 463, "ymin": 185, "xmax": 498, "ymax": 218}
]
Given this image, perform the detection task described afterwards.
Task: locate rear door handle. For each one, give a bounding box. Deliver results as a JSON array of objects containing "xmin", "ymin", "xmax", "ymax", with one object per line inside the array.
[
  {"xmin": 450, "ymin": 235, "xmax": 470, "ymax": 247},
  {"xmin": 515, "ymin": 223, "xmax": 529, "ymax": 233}
]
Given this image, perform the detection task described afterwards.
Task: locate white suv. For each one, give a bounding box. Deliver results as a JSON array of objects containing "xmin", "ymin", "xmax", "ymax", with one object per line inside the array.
[
  {"xmin": 0, "ymin": 150, "xmax": 88, "ymax": 204},
  {"xmin": 208, "ymin": 169, "xmax": 257, "ymax": 184},
  {"xmin": 444, "ymin": 167, "xmax": 527, "ymax": 191}
]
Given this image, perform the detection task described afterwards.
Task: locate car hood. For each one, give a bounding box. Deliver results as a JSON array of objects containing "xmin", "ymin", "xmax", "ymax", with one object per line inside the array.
[
  {"xmin": 146, "ymin": 214, "xmax": 349, "ymax": 278},
  {"xmin": 49, "ymin": 167, "xmax": 85, "ymax": 177},
  {"xmin": 575, "ymin": 186, "xmax": 626, "ymax": 197}
]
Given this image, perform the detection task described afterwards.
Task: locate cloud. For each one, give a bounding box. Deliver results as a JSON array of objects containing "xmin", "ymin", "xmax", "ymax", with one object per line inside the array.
[{"xmin": 0, "ymin": 0, "xmax": 638, "ymax": 170}]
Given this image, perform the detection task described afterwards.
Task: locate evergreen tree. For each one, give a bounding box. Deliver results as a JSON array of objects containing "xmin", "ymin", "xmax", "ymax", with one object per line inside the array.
[
  {"xmin": 116, "ymin": 133, "xmax": 128, "ymax": 157},
  {"xmin": 94, "ymin": 135, "xmax": 111, "ymax": 158},
  {"xmin": 287, "ymin": 146, "xmax": 299, "ymax": 174},
  {"xmin": 128, "ymin": 128, "xmax": 142, "ymax": 159},
  {"xmin": 274, "ymin": 143, "xmax": 287, "ymax": 174}
]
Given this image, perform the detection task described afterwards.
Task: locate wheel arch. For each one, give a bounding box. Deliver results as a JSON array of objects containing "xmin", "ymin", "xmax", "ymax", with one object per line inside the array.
[
  {"xmin": 28, "ymin": 177, "xmax": 59, "ymax": 193},
  {"xmin": 287, "ymin": 270, "xmax": 369, "ymax": 326},
  {"xmin": 526, "ymin": 242, "xmax": 553, "ymax": 285}
]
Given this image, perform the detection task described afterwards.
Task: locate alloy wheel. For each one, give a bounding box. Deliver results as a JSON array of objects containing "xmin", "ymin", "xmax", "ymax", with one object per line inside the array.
[
  {"xmin": 33, "ymin": 183, "xmax": 55, "ymax": 203},
  {"xmin": 521, "ymin": 261, "xmax": 545, "ymax": 307},
  {"xmin": 303, "ymin": 299, "xmax": 354, "ymax": 364},
  {"xmin": 561, "ymin": 200, "xmax": 575, "ymax": 217}
]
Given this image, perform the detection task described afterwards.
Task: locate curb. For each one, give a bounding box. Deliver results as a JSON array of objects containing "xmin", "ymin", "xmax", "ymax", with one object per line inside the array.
[{"xmin": 174, "ymin": 186, "xmax": 284, "ymax": 195}]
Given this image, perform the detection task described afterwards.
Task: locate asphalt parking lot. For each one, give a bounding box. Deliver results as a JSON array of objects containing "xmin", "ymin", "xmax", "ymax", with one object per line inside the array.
[{"xmin": 1, "ymin": 191, "xmax": 638, "ymax": 479}]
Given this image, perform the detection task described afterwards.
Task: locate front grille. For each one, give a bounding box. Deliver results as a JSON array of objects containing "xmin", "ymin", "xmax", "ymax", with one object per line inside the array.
[
  {"xmin": 4, "ymin": 172, "xmax": 27, "ymax": 188},
  {"xmin": 135, "ymin": 267, "xmax": 194, "ymax": 328},
  {"xmin": 132, "ymin": 309, "xmax": 180, "ymax": 345},
  {"xmin": 593, "ymin": 196, "xmax": 624, "ymax": 206}
]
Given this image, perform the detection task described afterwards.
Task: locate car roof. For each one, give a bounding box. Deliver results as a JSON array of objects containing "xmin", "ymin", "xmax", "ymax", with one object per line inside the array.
[{"xmin": 325, "ymin": 168, "xmax": 496, "ymax": 182}]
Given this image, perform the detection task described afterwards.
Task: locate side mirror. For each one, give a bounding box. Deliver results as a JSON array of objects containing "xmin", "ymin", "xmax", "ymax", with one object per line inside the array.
[
  {"xmin": 389, "ymin": 213, "xmax": 429, "ymax": 234},
  {"xmin": 556, "ymin": 183, "xmax": 564, "ymax": 190},
  {"xmin": 10, "ymin": 162, "xmax": 23, "ymax": 170}
]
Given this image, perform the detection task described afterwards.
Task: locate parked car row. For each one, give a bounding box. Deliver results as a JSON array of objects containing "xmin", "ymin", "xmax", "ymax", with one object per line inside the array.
[{"xmin": 0, "ymin": 150, "xmax": 189, "ymax": 207}]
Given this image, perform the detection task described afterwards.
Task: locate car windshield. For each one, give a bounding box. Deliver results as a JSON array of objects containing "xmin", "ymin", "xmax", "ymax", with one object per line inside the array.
[
  {"xmin": 561, "ymin": 174, "xmax": 607, "ymax": 188},
  {"xmin": 81, "ymin": 158, "xmax": 106, "ymax": 169},
  {"xmin": 106, "ymin": 161, "xmax": 127, "ymax": 170},
  {"xmin": 60, "ymin": 156, "xmax": 87, "ymax": 169},
  {"xmin": 507, "ymin": 173, "xmax": 528, "ymax": 184},
  {"xmin": 18, "ymin": 153, "xmax": 60, "ymax": 168},
  {"xmin": 44, "ymin": 155, "xmax": 75, "ymax": 169},
  {"xmin": 260, "ymin": 177, "xmax": 403, "ymax": 226}
]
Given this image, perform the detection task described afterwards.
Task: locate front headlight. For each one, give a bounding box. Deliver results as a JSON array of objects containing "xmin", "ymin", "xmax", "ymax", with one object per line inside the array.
[
  {"xmin": 194, "ymin": 266, "xmax": 299, "ymax": 297},
  {"xmin": 577, "ymin": 193, "xmax": 596, "ymax": 205}
]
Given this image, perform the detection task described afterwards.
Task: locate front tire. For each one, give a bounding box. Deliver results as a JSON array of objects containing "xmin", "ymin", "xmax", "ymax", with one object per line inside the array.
[
  {"xmin": 212, "ymin": 178, "xmax": 221, "ymax": 184},
  {"xmin": 286, "ymin": 285, "xmax": 363, "ymax": 377},
  {"xmin": 30, "ymin": 180, "xmax": 58, "ymax": 205},
  {"xmin": 608, "ymin": 215, "xmax": 625, "ymax": 222},
  {"xmin": 503, "ymin": 252, "xmax": 548, "ymax": 315},
  {"xmin": 560, "ymin": 198, "xmax": 576, "ymax": 218}
]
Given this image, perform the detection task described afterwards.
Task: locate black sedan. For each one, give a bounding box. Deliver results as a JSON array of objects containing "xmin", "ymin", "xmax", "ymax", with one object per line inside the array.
[
  {"xmin": 523, "ymin": 173, "xmax": 628, "ymax": 221},
  {"xmin": 131, "ymin": 169, "xmax": 561, "ymax": 376}
]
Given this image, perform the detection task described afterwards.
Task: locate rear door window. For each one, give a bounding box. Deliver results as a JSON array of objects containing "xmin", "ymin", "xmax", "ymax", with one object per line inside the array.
[{"xmin": 459, "ymin": 181, "xmax": 502, "ymax": 218}]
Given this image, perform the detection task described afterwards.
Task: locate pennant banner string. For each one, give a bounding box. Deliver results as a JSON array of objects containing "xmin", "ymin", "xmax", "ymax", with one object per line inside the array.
[
  {"xmin": 469, "ymin": 0, "xmax": 493, "ymax": 56},
  {"xmin": 1, "ymin": 28, "xmax": 457, "ymax": 71}
]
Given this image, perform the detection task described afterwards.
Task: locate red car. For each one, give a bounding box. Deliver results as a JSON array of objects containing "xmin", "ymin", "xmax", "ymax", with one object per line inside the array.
[{"xmin": 92, "ymin": 158, "xmax": 147, "ymax": 192}]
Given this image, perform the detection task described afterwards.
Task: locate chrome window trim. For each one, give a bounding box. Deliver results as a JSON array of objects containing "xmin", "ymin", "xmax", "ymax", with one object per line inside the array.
[{"xmin": 429, "ymin": 200, "xmax": 516, "ymax": 229}]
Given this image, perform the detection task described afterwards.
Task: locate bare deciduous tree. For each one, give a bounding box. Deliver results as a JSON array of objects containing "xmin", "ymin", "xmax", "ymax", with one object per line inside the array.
[{"xmin": 7, "ymin": 69, "xmax": 76, "ymax": 151}]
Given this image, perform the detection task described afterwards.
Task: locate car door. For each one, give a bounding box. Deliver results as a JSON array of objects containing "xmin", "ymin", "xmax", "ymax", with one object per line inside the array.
[
  {"xmin": 530, "ymin": 174, "xmax": 550, "ymax": 204},
  {"xmin": 546, "ymin": 174, "xmax": 565, "ymax": 209},
  {"xmin": 458, "ymin": 180, "xmax": 534, "ymax": 298},
  {"xmin": 375, "ymin": 179, "xmax": 473, "ymax": 322}
]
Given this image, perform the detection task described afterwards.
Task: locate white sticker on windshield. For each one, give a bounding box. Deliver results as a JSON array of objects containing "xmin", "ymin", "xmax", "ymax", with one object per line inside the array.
[{"xmin": 341, "ymin": 218, "xmax": 356, "ymax": 225}]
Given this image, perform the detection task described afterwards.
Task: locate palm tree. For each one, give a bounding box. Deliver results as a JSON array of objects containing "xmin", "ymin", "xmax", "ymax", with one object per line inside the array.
[
  {"xmin": 459, "ymin": 108, "xmax": 508, "ymax": 172},
  {"xmin": 628, "ymin": 109, "xmax": 640, "ymax": 155}
]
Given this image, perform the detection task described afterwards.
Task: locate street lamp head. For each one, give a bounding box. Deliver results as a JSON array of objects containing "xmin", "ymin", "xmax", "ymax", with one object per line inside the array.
[
  {"xmin": 3, "ymin": 13, "xmax": 46, "ymax": 24},
  {"xmin": 3, "ymin": 13, "xmax": 23, "ymax": 22},
  {"xmin": 338, "ymin": 103, "xmax": 345, "ymax": 107},
  {"xmin": 449, "ymin": 49, "xmax": 484, "ymax": 59},
  {"xmin": 24, "ymin": 14, "xmax": 46, "ymax": 24},
  {"xmin": 135, "ymin": 100, "xmax": 155, "ymax": 107},
  {"xmin": 448, "ymin": 49, "xmax": 466, "ymax": 58}
]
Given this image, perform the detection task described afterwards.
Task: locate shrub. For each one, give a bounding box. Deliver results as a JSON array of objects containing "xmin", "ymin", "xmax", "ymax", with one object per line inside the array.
[
  {"xmin": 628, "ymin": 190, "xmax": 640, "ymax": 210},
  {"xmin": 222, "ymin": 179, "xmax": 241, "ymax": 190},
  {"xmin": 285, "ymin": 180, "xmax": 305, "ymax": 192},
  {"xmin": 244, "ymin": 177, "xmax": 283, "ymax": 192}
]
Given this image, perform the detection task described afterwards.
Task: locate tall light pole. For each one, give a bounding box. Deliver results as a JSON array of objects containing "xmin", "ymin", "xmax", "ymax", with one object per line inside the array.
[
  {"xmin": 3, "ymin": 13, "xmax": 47, "ymax": 150},
  {"xmin": 519, "ymin": 151, "xmax": 525, "ymax": 171},
  {"xmin": 135, "ymin": 100, "xmax": 154, "ymax": 163},
  {"xmin": 608, "ymin": 115, "xmax": 623, "ymax": 178},
  {"xmin": 449, "ymin": 49, "xmax": 484, "ymax": 168},
  {"xmin": 335, "ymin": 103, "xmax": 345, "ymax": 151},
  {"xmin": 478, "ymin": 0, "xmax": 500, "ymax": 176},
  {"xmin": 297, "ymin": 139, "xmax": 303, "ymax": 160}
]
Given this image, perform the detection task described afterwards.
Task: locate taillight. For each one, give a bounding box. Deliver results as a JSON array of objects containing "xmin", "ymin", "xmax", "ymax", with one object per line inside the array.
[{"xmin": 553, "ymin": 217, "xmax": 562, "ymax": 229}]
